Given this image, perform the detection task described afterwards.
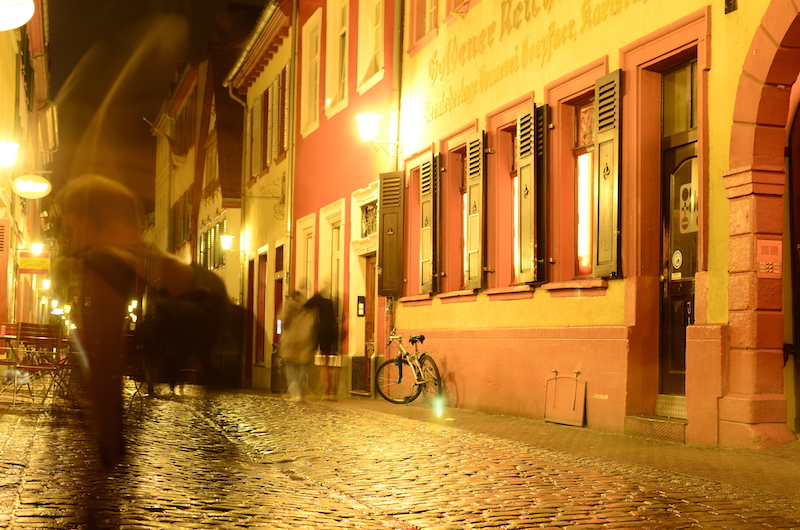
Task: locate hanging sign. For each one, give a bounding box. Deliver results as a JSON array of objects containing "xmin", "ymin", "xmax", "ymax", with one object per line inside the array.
[
  {"xmin": 19, "ymin": 251, "xmax": 49, "ymax": 274},
  {"xmin": 12, "ymin": 174, "xmax": 52, "ymax": 199}
]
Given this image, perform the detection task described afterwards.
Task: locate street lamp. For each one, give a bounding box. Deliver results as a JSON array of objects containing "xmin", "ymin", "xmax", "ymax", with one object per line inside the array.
[
  {"xmin": 0, "ymin": 0, "xmax": 35, "ymax": 32},
  {"xmin": 220, "ymin": 234, "xmax": 235, "ymax": 251},
  {"xmin": 0, "ymin": 142, "xmax": 19, "ymax": 167}
]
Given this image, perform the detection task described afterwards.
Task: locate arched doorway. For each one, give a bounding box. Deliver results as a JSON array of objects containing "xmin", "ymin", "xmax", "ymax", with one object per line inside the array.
[{"xmin": 723, "ymin": 0, "xmax": 800, "ymax": 447}]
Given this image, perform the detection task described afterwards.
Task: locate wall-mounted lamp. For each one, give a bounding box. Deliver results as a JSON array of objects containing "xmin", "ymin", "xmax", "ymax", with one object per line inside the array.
[
  {"xmin": 355, "ymin": 113, "xmax": 403, "ymax": 159},
  {"xmin": 41, "ymin": 278, "xmax": 51, "ymax": 290},
  {"xmin": 0, "ymin": 0, "xmax": 35, "ymax": 32},
  {"xmin": 0, "ymin": 142, "xmax": 19, "ymax": 167},
  {"xmin": 220, "ymin": 234, "xmax": 235, "ymax": 251},
  {"xmin": 30, "ymin": 242, "xmax": 45, "ymax": 255}
]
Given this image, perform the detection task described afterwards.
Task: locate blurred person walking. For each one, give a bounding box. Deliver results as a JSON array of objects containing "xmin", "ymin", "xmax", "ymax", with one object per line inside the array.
[
  {"xmin": 54, "ymin": 174, "xmax": 231, "ymax": 468},
  {"xmin": 278, "ymin": 291, "xmax": 315, "ymax": 401},
  {"xmin": 306, "ymin": 288, "xmax": 340, "ymax": 400}
]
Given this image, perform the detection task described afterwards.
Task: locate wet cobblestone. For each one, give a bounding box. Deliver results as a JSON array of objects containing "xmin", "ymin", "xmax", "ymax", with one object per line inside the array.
[{"xmin": 0, "ymin": 386, "xmax": 799, "ymax": 529}]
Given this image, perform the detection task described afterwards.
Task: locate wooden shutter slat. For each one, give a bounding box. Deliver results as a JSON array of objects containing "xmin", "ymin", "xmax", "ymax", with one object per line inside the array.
[
  {"xmin": 593, "ymin": 69, "xmax": 622, "ymax": 278},
  {"xmin": 378, "ymin": 172, "xmax": 405, "ymax": 297},
  {"xmin": 465, "ymin": 131, "xmax": 485, "ymax": 290},
  {"xmin": 517, "ymin": 104, "xmax": 536, "ymax": 283}
]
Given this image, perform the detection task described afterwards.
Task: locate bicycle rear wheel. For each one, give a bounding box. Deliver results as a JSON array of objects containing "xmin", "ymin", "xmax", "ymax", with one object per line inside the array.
[
  {"xmin": 417, "ymin": 354, "xmax": 442, "ymax": 405},
  {"xmin": 375, "ymin": 358, "xmax": 419, "ymax": 404}
]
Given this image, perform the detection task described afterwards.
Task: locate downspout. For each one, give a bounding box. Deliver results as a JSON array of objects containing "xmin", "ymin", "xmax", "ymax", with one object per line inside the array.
[
  {"xmin": 385, "ymin": 0, "xmax": 404, "ymax": 336},
  {"xmin": 285, "ymin": 0, "xmax": 299, "ymax": 298}
]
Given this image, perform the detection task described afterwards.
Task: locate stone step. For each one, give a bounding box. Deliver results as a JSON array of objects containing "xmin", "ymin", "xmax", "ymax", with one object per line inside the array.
[{"xmin": 624, "ymin": 414, "xmax": 687, "ymax": 444}]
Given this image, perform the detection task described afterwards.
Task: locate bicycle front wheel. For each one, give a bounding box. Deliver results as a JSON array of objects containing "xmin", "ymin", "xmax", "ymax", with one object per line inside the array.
[
  {"xmin": 417, "ymin": 354, "xmax": 442, "ymax": 405},
  {"xmin": 375, "ymin": 358, "xmax": 418, "ymax": 404}
]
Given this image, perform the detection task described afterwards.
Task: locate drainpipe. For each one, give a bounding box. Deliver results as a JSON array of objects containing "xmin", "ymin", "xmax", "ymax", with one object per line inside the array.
[
  {"xmin": 385, "ymin": 0, "xmax": 404, "ymax": 338},
  {"xmin": 285, "ymin": 0, "xmax": 299, "ymax": 298}
]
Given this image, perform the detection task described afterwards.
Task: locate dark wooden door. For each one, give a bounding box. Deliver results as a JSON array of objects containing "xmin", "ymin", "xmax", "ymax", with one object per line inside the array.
[
  {"xmin": 659, "ymin": 142, "xmax": 698, "ymax": 395},
  {"xmin": 363, "ymin": 255, "xmax": 377, "ymax": 392}
]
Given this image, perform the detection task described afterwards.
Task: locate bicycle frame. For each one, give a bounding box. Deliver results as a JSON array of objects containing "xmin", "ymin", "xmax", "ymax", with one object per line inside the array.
[{"xmin": 388, "ymin": 332, "xmax": 426, "ymax": 385}]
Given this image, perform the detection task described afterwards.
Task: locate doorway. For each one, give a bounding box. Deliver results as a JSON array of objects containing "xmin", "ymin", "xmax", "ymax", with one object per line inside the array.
[{"xmin": 658, "ymin": 60, "xmax": 698, "ymax": 402}]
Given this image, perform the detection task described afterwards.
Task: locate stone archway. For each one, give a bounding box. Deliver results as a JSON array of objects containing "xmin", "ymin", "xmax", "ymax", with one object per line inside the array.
[{"xmin": 722, "ymin": 0, "xmax": 800, "ymax": 448}]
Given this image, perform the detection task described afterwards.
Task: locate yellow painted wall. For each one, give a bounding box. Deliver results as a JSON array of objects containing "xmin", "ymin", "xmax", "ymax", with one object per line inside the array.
[{"xmin": 398, "ymin": 0, "xmax": 777, "ymax": 332}]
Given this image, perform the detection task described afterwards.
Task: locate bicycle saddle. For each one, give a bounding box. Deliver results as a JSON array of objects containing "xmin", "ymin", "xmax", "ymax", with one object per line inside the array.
[{"xmin": 409, "ymin": 334, "xmax": 425, "ymax": 345}]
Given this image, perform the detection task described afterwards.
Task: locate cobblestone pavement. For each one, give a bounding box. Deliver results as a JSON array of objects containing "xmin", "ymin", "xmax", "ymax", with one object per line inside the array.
[{"xmin": 0, "ymin": 386, "xmax": 799, "ymax": 529}]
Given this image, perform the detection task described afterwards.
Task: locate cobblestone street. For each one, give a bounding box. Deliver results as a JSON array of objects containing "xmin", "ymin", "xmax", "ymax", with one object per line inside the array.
[{"xmin": 1, "ymin": 387, "xmax": 799, "ymax": 529}]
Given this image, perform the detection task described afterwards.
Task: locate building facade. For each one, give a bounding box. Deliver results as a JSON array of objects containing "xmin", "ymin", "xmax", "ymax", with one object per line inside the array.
[
  {"xmin": 387, "ymin": 0, "xmax": 798, "ymax": 449},
  {"xmin": 0, "ymin": 0, "xmax": 58, "ymax": 326}
]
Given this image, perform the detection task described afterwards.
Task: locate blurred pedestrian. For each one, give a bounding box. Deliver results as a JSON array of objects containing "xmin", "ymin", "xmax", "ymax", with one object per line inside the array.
[
  {"xmin": 306, "ymin": 288, "xmax": 339, "ymax": 400},
  {"xmin": 279, "ymin": 291, "xmax": 315, "ymax": 401},
  {"xmin": 54, "ymin": 174, "xmax": 231, "ymax": 468}
]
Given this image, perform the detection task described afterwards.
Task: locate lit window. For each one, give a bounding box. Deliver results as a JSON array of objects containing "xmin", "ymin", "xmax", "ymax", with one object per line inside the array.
[{"xmin": 574, "ymin": 101, "xmax": 595, "ymax": 277}]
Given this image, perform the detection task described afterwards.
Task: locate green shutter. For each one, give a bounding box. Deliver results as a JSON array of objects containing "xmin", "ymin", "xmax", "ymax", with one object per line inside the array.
[
  {"xmin": 378, "ymin": 171, "xmax": 405, "ymax": 297},
  {"xmin": 251, "ymin": 94, "xmax": 263, "ymax": 178},
  {"xmin": 535, "ymin": 104, "xmax": 550, "ymax": 283},
  {"xmin": 593, "ymin": 70, "xmax": 622, "ymax": 278},
  {"xmin": 420, "ymin": 153, "xmax": 440, "ymax": 294},
  {"xmin": 517, "ymin": 104, "xmax": 536, "ymax": 283},
  {"xmin": 465, "ymin": 131, "xmax": 485, "ymax": 290}
]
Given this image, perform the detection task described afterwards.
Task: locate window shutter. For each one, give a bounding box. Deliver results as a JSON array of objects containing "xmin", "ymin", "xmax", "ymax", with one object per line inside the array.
[
  {"xmin": 245, "ymin": 106, "xmax": 252, "ymax": 179},
  {"xmin": 593, "ymin": 69, "xmax": 622, "ymax": 278},
  {"xmin": 281, "ymin": 67, "xmax": 289, "ymax": 155},
  {"xmin": 264, "ymin": 86, "xmax": 272, "ymax": 167},
  {"xmin": 535, "ymin": 104, "xmax": 550, "ymax": 283},
  {"xmin": 465, "ymin": 131, "xmax": 485, "ymax": 290},
  {"xmin": 517, "ymin": 104, "xmax": 537, "ymax": 283},
  {"xmin": 378, "ymin": 171, "xmax": 405, "ymax": 297},
  {"xmin": 420, "ymin": 153, "xmax": 440, "ymax": 294},
  {"xmin": 251, "ymin": 94, "xmax": 263, "ymax": 178},
  {"xmin": 271, "ymin": 76, "xmax": 280, "ymax": 163}
]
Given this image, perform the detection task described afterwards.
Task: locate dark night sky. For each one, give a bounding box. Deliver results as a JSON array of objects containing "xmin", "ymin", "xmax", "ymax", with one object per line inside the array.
[{"xmin": 48, "ymin": 0, "xmax": 233, "ymax": 211}]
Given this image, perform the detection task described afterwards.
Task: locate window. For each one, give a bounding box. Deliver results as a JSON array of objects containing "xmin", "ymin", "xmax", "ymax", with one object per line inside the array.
[
  {"xmin": 197, "ymin": 220, "xmax": 227, "ymax": 270},
  {"xmin": 250, "ymin": 92, "xmax": 263, "ymax": 178},
  {"xmin": 410, "ymin": 0, "xmax": 437, "ymax": 51},
  {"xmin": 326, "ymin": 0, "xmax": 349, "ymax": 113},
  {"xmin": 168, "ymin": 189, "xmax": 192, "ymax": 252},
  {"xmin": 258, "ymin": 67, "xmax": 289, "ymax": 172},
  {"xmin": 574, "ymin": 100, "xmax": 595, "ymax": 277},
  {"xmin": 175, "ymin": 90, "xmax": 196, "ymax": 152},
  {"xmin": 547, "ymin": 66, "xmax": 621, "ymax": 282},
  {"xmin": 357, "ymin": 0, "xmax": 384, "ymax": 90},
  {"xmin": 301, "ymin": 10, "xmax": 322, "ymax": 135},
  {"xmin": 296, "ymin": 214, "xmax": 316, "ymax": 297}
]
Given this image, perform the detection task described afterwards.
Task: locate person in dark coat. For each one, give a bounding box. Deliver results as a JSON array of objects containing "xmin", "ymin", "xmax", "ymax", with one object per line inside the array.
[{"xmin": 305, "ymin": 289, "xmax": 339, "ymax": 400}]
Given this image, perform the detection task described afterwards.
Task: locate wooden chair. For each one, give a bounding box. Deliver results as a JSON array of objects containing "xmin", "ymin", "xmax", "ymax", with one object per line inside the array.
[{"xmin": 4, "ymin": 323, "xmax": 68, "ymax": 404}]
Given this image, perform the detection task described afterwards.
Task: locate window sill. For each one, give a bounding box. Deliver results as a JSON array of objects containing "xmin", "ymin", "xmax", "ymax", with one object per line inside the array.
[
  {"xmin": 541, "ymin": 279, "xmax": 608, "ymax": 297},
  {"xmin": 399, "ymin": 293, "xmax": 433, "ymax": 306},
  {"xmin": 485, "ymin": 285, "xmax": 534, "ymax": 301},
  {"xmin": 438, "ymin": 289, "xmax": 477, "ymax": 303}
]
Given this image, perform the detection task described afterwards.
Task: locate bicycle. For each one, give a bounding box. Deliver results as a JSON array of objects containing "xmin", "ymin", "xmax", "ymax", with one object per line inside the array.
[{"xmin": 375, "ymin": 328, "xmax": 443, "ymax": 405}]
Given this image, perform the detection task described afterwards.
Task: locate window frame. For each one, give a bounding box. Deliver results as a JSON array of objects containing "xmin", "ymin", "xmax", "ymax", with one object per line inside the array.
[
  {"xmin": 409, "ymin": 0, "xmax": 438, "ymax": 55},
  {"xmin": 357, "ymin": 0, "xmax": 384, "ymax": 94},
  {"xmin": 545, "ymin": 60, "xmax": 612, "ymax": 285},
  {"xmin": 325, "ymin": 0, "xmax": 349, "ymax": 117},
  {"xmin": 301, "ymin": 9, "xmax": 322, "ymax": 137}
]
